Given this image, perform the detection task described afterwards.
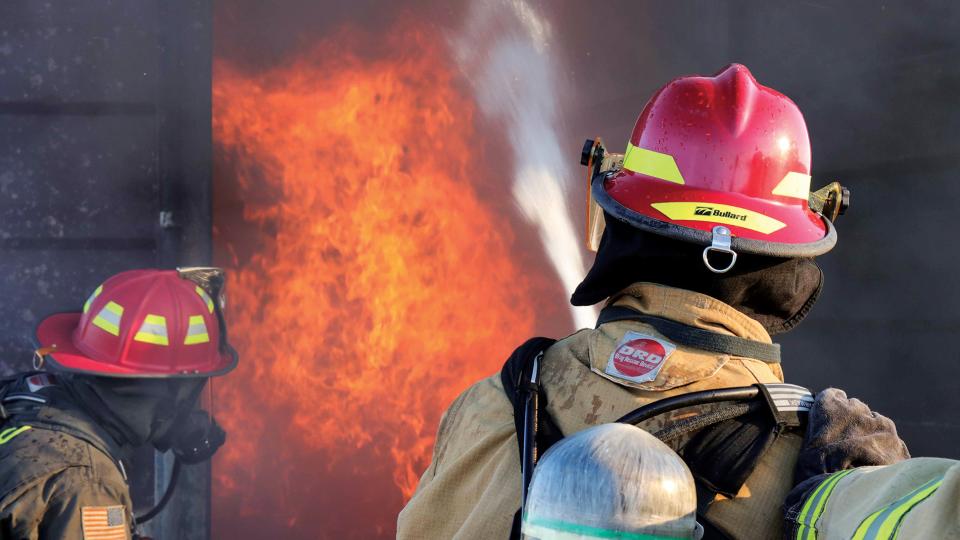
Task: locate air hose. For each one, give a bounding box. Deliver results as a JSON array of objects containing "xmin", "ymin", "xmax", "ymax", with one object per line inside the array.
[{"xmin": 135, "ymin": 456, "xmax": 182, "ymax": 524}]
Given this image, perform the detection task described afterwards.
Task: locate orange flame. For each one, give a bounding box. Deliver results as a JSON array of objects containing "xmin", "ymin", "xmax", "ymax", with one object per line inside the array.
[{"xmin": 212, "ymin": 23, "xmax": 540, "ymax": 538}]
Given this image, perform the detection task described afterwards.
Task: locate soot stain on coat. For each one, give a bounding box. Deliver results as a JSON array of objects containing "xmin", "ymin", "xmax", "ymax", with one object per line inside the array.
[{"xmin": 584, "ymin": 394, "xmax": 603, "ymax": 425}]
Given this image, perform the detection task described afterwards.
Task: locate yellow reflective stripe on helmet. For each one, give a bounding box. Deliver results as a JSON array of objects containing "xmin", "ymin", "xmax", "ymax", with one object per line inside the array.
[
  {"xmin": 92, "ymin": 301, "xmax": 124, "ymax": 336},
  {"xmin": 184, "ymin": 315, "xmax": 210, "ymax": 345},
  {"xmin": 134, "ymin": 314, "xmax": 169, "ymax": 346},
  {"xmin": 852, "ymin": 475, "xmax": 944, "ymax": 540},
  {"xmin": 83, "ymin": 285, "xmax": 103, "ymax": 314},
  {"xmin": 622, "ymin": 143, "xmax": 685, "ymax": 185},
  {"xmin": 0, "ymin": 425, "xmax": 31, "ymax": 445},
  {"xmin": 772, "ymin": 171, "xmax": 813, "ymax": 200},
  {"xmin": 195, "ymin": 286, "xmax": 215, "ymax": 314},
  {"xmin": 794, "ymin": 469, "xmax": 857, "ymax": 540},
  {"xmin": 651, "ymin": 201, "xmax": 786, "ymax": 234}
]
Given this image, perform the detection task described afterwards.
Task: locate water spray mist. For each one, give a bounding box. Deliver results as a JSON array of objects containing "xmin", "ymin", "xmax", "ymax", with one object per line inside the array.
[{"xmin": 453, "ymin": 0, "xmax": 598, "ymax": 330}]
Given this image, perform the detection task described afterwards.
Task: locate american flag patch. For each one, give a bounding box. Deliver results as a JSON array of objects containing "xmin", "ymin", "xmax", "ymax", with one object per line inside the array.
[{"xmin": 81, "ymin": 505, "xmax": 128, "ymax": 540}]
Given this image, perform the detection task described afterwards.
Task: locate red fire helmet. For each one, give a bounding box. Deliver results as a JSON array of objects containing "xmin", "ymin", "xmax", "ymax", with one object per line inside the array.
[
  {"xmin": 586, "ymin": 64, "xmax": 838, "ymax": 270},
  {"xmin": 36, "ymin": 268, "xmax": 238, "ymax": 377}
]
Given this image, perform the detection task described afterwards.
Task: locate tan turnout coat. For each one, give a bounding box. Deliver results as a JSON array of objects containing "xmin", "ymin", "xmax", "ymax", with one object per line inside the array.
[
  {"xmin": 399, "ymin": 282, "xmax": 804, "ymax": 539},
  {"xmin": 786, "ymin": 458, "xmax": 960, "ymax": 539}
]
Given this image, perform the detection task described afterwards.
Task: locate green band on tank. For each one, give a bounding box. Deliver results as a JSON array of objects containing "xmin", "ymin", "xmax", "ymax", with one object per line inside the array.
[{"xmin": 523, "ymin": 515, "xmax": 689, "ymax": 539}]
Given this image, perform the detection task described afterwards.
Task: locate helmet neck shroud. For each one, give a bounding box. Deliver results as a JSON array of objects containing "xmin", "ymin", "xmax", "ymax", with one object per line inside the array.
[
  {"xmin": 571, "ymin": 212, "xmax": 823, "ymax": 335},
  {"xmin": 61, "ymin": 374, "xmax": 206, "ymax": 449}
]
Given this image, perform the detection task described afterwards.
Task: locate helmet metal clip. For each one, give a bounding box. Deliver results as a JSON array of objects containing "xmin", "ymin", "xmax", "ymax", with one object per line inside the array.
[
  {"xmin": 703, "ymin": 226, "xmax": 737, "ymax": 274},
  {"xmin": 32, "ymin": 347, "xmax": 55, "ymax": 370}
]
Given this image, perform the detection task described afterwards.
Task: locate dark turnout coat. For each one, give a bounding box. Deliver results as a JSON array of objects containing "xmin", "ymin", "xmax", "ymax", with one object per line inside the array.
[{"xmin": 0, "ymin": 374, "xmax": 134, "ymax": 540}]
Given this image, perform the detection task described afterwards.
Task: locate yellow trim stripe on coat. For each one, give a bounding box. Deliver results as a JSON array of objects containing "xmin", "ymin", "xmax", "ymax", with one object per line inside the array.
[
  {"xmin": 795, "ymin": 469, "xmax": 857, "ymax": 540},
  {"xmin": 0, "ymin": 426, "xmax": 32, "ymax": 444},
  {"xmin": 852, "ymin": 475, "xmax": 944, "ymax": 540}
]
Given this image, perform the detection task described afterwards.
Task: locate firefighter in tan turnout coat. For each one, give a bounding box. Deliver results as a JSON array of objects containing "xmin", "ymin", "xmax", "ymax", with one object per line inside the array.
[{"xmin": 399, "ymin": 64, "xmax": 860, "ymax": 539}]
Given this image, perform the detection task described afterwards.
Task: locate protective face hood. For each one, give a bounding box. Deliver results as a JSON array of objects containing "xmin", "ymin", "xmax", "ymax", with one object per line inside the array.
[
  {"xmin": 63, "ymin": 375, "xmax": 210, "ymax": 452},
  {"xmin": 572, "ymin": 213, "xmax": 824, "ymax": 335}
]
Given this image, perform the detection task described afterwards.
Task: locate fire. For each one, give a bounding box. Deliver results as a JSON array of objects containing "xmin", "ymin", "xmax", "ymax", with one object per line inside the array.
[{"xmin": 212, "ymin": 23, "xmax": 540, "ymax": 538}]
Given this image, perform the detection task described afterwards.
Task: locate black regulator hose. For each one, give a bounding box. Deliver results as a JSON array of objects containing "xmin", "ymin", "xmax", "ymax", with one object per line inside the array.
[
  {"xmin": 616, "ymin": 386, "xmax": 760, "ymax": 425},
  {"xmin": 135, "ymin": 456, "xmax": 182, "ymax": 525}
]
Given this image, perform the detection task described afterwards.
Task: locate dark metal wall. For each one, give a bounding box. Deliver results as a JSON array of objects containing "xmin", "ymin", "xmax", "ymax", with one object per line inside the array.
[
  {"xmin": 0, "ymin": 1, "xmax": 212, "ymax": 538},
  {"xmin": 557, "ymin": 1, "xmax": 960, "ymax": 457}
]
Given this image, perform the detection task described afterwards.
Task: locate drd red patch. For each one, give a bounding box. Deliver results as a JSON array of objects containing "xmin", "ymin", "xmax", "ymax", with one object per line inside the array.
[{"xmin": 612, "ymin": 338, "xmax": 667, "ymax": 378}]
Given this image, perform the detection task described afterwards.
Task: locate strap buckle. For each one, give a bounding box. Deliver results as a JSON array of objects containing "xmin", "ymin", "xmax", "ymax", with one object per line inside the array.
[{"xmin": 757, "ymin": 383, "xmax": 814, "ymax": 428}]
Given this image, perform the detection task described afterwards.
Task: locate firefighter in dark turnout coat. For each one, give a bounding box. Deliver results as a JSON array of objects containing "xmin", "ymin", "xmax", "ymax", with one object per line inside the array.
[{"xmin": 0, "ymin": 268, "xmax": 237, "ymax": 540}]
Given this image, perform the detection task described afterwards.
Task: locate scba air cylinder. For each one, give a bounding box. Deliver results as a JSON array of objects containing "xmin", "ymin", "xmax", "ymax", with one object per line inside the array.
[{"xmin": 522, "ymin": 423, "xmax": 703, "ymax": 540}]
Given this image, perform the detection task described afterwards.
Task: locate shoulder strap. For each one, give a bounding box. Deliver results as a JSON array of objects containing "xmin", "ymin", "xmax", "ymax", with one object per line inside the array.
[
  {"xmin": 597, "ymin": 305, "xmax": 782, "ymax": 363},
  {"xmin": 500, "ymin": 337, "xmax": 562, "ymax": 464},
  {"xmin": 681, "ymin": 383, "xmax": 812, "ymax": 507},
  {"xmin": 500, "ymin": 337, "xmax": 560, "ymax": 540}
]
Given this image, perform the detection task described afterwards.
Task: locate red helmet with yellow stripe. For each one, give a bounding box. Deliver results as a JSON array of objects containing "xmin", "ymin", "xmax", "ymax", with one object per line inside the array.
[
  {"xmin": 584, "ymin": 64, "xmax": 846, "ymax": 272},
  {"xmin": 35, "ymin": 268, "xmax": 238, "ymax": 377}
]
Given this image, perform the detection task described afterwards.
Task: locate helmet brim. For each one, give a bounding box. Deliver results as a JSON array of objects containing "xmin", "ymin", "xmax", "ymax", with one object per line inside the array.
[
  {"xmin": 593, "ymin": 174, "xmax": 837, "ymax": 258},
  {"xmin": 36, "ymin": 312, "xmax": 238, "ymax": 378}
]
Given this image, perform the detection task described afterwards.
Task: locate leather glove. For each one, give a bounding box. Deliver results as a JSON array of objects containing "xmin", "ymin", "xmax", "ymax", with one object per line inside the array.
[{"xmin": 794, "ymin": 387, "xmax": 909, "ymax": 485}]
